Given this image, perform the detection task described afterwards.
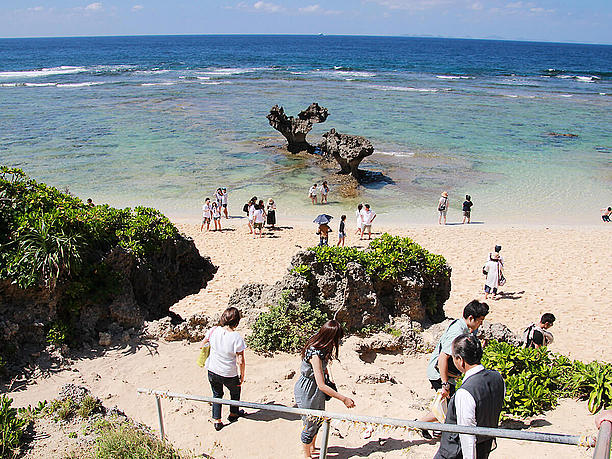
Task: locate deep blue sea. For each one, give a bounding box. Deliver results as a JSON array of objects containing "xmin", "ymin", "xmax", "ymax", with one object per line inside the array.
[{"xmin": 1, "ymin": 35, "xmax": 611, "ymax": 224}]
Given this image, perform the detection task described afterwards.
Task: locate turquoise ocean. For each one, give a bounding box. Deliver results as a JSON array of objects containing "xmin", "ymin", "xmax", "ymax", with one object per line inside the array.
[{"xmin": 1, "ymin": 35, "xmax": 611, "ymax": 224}]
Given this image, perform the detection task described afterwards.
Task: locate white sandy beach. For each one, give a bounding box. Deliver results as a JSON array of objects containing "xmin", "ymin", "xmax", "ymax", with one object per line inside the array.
[{"xmin": 7, "ymin": 217, "xmax": 612, "ymax": 458}]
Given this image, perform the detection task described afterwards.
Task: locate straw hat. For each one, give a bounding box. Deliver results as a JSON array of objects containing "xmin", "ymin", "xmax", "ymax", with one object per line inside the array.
[
  {"xmin": 268, "ymin": 198, "xmax": 274, "ymax": 204},
  {"xmin": 441, "ymin": 191, "xmax": 448, "ymax": 197}
]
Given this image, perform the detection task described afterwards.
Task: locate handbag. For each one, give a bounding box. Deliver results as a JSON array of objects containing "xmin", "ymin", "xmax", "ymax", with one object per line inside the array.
[
  {"xmin": 429, "ymin": 391, "xmax": 448, "ymax": 423},
  {"xmin": 323, "ymin": 373, "xmax": 337, "ymax": 401},
  {"xmin": 498, "ymin": 264, "xmax": 506, "ymax": 286},
  {"xmin": 197, "ymin": 326, "xmax": 216, "ymax": 368}
]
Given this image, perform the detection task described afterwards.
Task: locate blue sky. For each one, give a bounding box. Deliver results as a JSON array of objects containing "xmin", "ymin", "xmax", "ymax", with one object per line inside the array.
[{"xmin": 2, "ymin": 1, "xmax": 612, "ymax": 44}]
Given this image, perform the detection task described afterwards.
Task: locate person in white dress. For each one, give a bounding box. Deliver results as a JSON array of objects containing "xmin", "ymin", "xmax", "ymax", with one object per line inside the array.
[
  {"xmin": 200, "ymin": 198, "xmax": 212, "ymax": 232},
  {"xmin": 482, "ymin": 252, "xmax": 502, "ymax": 300},
  {"xmin": 355, "ymin": 203, "xmax": 364, "ymax": 235},
  {"xmin": 308, "ymin": 184, "xmax": 318, "ymax": 205}
]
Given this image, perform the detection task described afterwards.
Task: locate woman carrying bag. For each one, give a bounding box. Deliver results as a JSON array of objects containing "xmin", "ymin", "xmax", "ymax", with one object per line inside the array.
[
  {"xmin": 202, "ymin": 307, "xmax": 247, "ymax": 431},
  {"xmin": 294, "ymin": 320, "xmax": 356, "ymax": 458}
]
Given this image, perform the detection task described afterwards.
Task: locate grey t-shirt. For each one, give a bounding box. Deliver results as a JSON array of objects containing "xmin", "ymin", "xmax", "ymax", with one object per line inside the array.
[{"xmin": 426, "ymin": 318, "xmax": 470, "ymax": 382}]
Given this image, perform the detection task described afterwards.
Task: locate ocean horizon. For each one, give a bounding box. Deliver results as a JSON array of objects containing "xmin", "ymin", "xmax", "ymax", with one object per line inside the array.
[{"xmin": 1, "ymin": 35, "xmax": 611, "ymax": 225}]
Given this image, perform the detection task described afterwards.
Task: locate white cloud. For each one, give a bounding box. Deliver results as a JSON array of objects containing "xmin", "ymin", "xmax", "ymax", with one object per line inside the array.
[
  {"xmin": 85, "ymin": 2, "xmax": 103, "ymax": 11},
  {"xmin": 27, "ymin": 6, "xmax": 44, "ymax": 12},
  {"xmin": 299, "ymin": 5, "xmax": 321, "ymax": 14},
  {"xmin": 470, "ymin": 2, "xmax": 483, "ymax": 10},
  {"xmin": 253, "ymin": 1, "xmax": 285, "ymax": 13},
  {"xmin": 366, "ymin": 0, "xmax": 454, "ymax": 12},
  {"xmin": 131, "ymin": 4, "xmax": 144, "ymax": 12}
]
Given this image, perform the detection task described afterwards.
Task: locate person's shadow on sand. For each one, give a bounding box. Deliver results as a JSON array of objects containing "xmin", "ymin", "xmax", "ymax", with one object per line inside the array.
[
  {"xmin": 243, "ymin": 402, "xmax": 301, "ymax": 422},
  {"xmin": 497, "ymin": 290, "xmax": 525, "ymax": 300},
  {"xmin": 325, "ymin": 436, "xmax": 433, "ymax": 458}
]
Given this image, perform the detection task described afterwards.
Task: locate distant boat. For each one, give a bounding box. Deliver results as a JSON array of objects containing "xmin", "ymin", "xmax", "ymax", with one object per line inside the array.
[{"xmin": 318, "ymin": 33, "xmax": 325, "ymax": 36}]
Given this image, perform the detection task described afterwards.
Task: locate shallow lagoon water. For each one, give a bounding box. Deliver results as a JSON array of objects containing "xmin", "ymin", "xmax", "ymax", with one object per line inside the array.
[{"xmin": 1, "ymin": 36, "xmax": 611, "ymax": 224}]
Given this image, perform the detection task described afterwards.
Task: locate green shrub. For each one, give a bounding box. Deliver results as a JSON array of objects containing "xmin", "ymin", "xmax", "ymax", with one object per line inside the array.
[
  {"xmin": 46, "ymin": 322, "xmax": 70, "ymax": 346},
  {"xmin": 77, "ymin": 396, "xmax": 102, "ymax": 419},
  {"xmin": 248, "ymin": 292, "xmax": 329, "ymax": 353},
  {"xmin": 0, "ymin": 166, "xmax": 179, "ymax": 290},
  {"xmin": 290, "ymin": 264, "xmax": 312, "ymax": 278},
  {"xmin": 0, "ymin": 395, "xmax": 29, "ymax": 459},
  {"xmin": 471, "ymin": 341, "xmax": 612, "ymax": 418},
  {"xmin": 88, "ymin": 419, "xmax": 185, "ymax": 459},
  {"xmin": 310, "ymin": 233, "xmax": 450, "ymax": 281}
]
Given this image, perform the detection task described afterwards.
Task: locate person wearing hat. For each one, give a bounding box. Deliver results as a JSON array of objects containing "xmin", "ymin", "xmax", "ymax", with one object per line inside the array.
[
  {"xmin": 438, "ymin": 192, "xmax": 449, "ymax": 225},
  {"xmin": 266, "ymin": 198, "xmax": 277, "ymax": 229},
  {"xmin": 221, "ymin": 188, "xmax": 229, "ymax": 219},
  {"xmin": 482, "ymin": 252, "xmax": 503, "ymax": 300}
]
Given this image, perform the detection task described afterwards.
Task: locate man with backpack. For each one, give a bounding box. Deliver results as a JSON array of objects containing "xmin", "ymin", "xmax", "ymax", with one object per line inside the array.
[
  {"xmin": 524, "ymin": 313, "xmax": 556, "ymax": 348},
  {"xmin": 419, "ymin": 300, "xmax": 490, "ymax": 438}
]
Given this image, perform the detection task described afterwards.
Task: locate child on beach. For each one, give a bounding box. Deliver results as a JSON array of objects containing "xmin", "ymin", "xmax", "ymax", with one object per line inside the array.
[
  {"xmin": 462, "ymin": 195, "xmax": 473, "ymax": 224},
  {"xmin": 320, "ymin": 181, "xmax": 329, "ymax": 204},
  {"xmin": 308, "ymin": 184, "xmax": 318, "ymax": 205},
  {"xmin": 294, "ymin": 320, "xmax": 355, "ymax": 458},
  {"xmin": 201, "ymin": 198, "xmax": 212, "ymax": 231},
  {"xmin": 337, "ymin": 215, "xmax": 346, "ymax": 247},
  {"xmin": 601, "ymin": 207, "xmax": 611, "ymax": 222},
  {"xmin": 317, "ymin": 223, "xmax": 331, "ymax": 246},
  {"xmin": 211, "ymin": 201, "xmax": 222, "ymax": 231}
]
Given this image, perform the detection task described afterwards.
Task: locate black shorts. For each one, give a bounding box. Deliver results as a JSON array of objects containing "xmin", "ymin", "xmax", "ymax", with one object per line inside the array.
[{"xmin": 430, "ymin": 379, "xmax": 456, "ymax": 396}]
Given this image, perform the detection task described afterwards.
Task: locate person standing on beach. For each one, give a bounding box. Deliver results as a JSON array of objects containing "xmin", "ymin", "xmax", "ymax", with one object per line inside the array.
[
  {"xmin": 317, "ymin": 222, "xmax": 331, "ymax": 246},
  {"xmin": 601, "ymin": 207, "xmax": 612, "ymax": 222},
  {"xmin": 247, "ymin": 197, "xmax": 257, "ymax": 234},
  {"xmin": 320, "ymin": 181, "xmax": 329, "ymax": 204},
  {"xmin": 203, "ymin": 307, "xmax": 247, "ymax": 432},
  {"xmin": 462, "ymin": 195, "xmax": 473, "ymax": 224},
  {"xmin": 523, "ymin": 313, "xmax": 555, "ymax": 348},
  {"xmin": 221, "ymin": 188, "xmax": 229, "ymax": 219},
  {"xmin": 433, "ymin": 334, "xmax": 505, "ymax": 459},
  {"xmin": 360, "ymin": 204, "xmax": 376, "ymax": 240},
  {"xmin": 438, "ymin": 192, "xmax": 449, "ymax": 225},
  {"xmin": 266, "ymin": 198, "xmax": 276, "ymax": 229},
  {"xmin": 337, "ymin": 215, "xmax": 346, "ymax": 247},
  {"xmin": 294, "ymin": 320, "xmax": 355, "ymax": 458},
  {"xmin": 420, "ymin": 300, "xmax": 489, "ymax": 438},
  {"xmin": 211, "ymin": 201, "xmax": 222, "ymax": 231},
  {"xmin": 308, "ymin": 184, "xmax": 318, "ymax": 205},
  {"xmin": 201, "ymin": 198, "xmax": 212, "ymax": 232},
  {"xmin": 355, "ymin": 204, "xmax": 364, "ymax": 235},
  {"xmin": 253, "ymin": 200, "xmax": 266, "ymax": 239},
  {"xmin": 482, "ymin": 253, "xmax": 502, "ymax": 300},
  {"xmin": 215, "ymin": 188, "xmax": 223, "ymax": 209}
]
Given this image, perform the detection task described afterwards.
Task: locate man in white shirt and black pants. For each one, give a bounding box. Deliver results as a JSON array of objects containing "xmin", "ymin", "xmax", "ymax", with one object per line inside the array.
[{"xmin": 434, "ymin": 334, "xmax": 505, "ymax": 459}]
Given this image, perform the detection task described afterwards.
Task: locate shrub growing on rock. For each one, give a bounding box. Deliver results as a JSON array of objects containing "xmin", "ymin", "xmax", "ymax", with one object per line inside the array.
[
  {"xmin": 247, "ymin": 292, "xmax": 329, "ymax": 353},
  {"xmin": 0, "ymin": 395, "xmax": 29, "ymax": 459}
]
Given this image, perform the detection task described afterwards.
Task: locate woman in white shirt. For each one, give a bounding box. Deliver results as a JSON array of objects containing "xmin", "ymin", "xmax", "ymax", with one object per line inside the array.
[{"xmin": 203, "ymin": 307, "xmax": 247, "ymax": 431}]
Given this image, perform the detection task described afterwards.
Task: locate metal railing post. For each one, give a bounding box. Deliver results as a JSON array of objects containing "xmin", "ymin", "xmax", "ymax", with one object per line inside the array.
[
  {"xmin": 155, "ymin": 395, "xmax": 165, "ymax": 440},
  {"xmin": 319, "ymin": 418, "xmax": 331, "ymax": 459},
  {"xmin": 593, "ymin": 421, "xmax": 611, "ymax": 459}
]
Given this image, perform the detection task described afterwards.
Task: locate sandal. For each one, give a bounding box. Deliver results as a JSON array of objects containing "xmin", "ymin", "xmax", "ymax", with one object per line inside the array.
[
  {"xmin": 228, "ymin": 409, "xmax": 247, "ymax": 423},
  {"xmin": 214, "ymin": 422, "xmax": 224, "ymax": 431}
]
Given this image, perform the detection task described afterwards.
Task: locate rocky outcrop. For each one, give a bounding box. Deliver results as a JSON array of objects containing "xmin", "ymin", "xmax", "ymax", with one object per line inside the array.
[
  {"xmin": 143, "ymin": 312, "xmax": 217, "ymax": 342},
  {"xmin": 229, "ymin": 248, "xmax": 450, "ymax": 331},
  {"xmin": 476, "ymin": 322, "xmax": 523, "ymax": 346},
  {"xmin": 320, "ymin": 129, "xmax": 374, "ymax": 179},
  {"xmin": 267, "ymin": 103, "xmax": 329, "ymax": 153},
  {"xmin": 0, "ymin": 235, "xmax": 216, "ymax": 372}
]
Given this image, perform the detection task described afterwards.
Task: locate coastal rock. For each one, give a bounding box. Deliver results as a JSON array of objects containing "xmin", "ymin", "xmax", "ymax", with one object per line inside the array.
[
  {"xmin": 143, "ymin": 313, "xmax": 216, "ymax": 342},
  {"xmin": 230, "ymin": 246, "xmax": 450, "ymax": 331},
  {"xmin": 356, "ymin": 372, "xmax": 398, "ymax": 384},
  {"xmin": 320, "ymin": 128, "xmax": 374, "ymax": 179},
  {"xmin": 476, "ymin": 322, "xmax": 522, "ymax": 346},
  {"xmin": 0, "ymin": 234, "xmax": 216, "ymax": 374},
  {"xmin": 98, "ymin": 333, "xmax": 112, "ymax": 347},
  {"xmin": 267, "ymin": 103, "xmax": 329, "ymax": 153}
]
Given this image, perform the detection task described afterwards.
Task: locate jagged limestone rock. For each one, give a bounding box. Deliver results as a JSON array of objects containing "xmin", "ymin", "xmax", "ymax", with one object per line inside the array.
[
  {"xmin": 267, "ymin": 103, "xmax": 329, "ymax": 153},
  {"xmin": 320, "ymin": 128, "xmax": 374, "ymax": 179}
]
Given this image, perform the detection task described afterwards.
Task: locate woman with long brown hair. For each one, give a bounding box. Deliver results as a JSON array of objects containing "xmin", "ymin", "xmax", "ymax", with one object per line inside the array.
[{"xmin": 294, "ymin": 320, "xmax": 355, "ymax": 458}]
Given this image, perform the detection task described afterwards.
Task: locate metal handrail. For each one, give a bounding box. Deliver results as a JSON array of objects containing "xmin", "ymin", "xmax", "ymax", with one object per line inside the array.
[
  {"xmin": 593, "ymin": 421, "xmax": 611, "ymax": 459},
  {"xmin": 137, "ymin": 388, "xmax": 599, "ymax": 458}
]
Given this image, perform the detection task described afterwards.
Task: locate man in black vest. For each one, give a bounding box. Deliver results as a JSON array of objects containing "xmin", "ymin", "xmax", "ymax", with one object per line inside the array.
[{"xmin": 434, "ymin": 334, "xmax": 505, "ymax": 459}]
